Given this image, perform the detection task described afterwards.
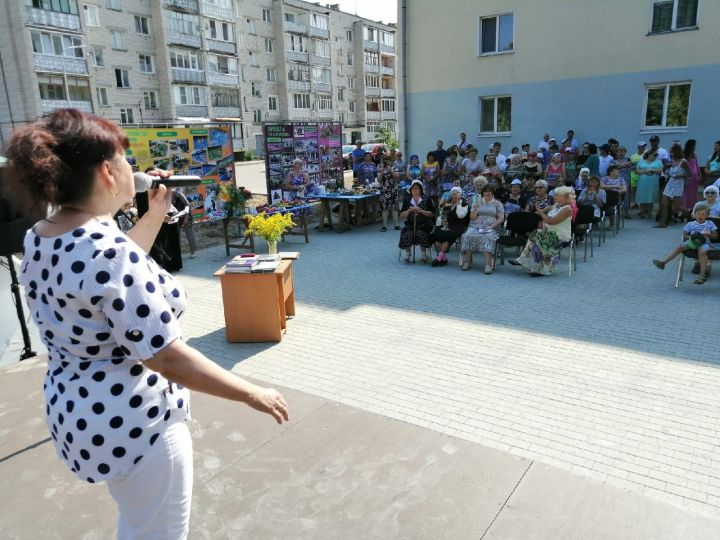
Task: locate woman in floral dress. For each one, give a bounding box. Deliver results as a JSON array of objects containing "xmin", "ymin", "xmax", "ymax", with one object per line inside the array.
[
  {"xmin": 377, "ymin": 159, "xmax": 399, "ymax": 232},
  {"xmin": 460, "ymin": 184, "xmax": 505, "ymax": 273}
]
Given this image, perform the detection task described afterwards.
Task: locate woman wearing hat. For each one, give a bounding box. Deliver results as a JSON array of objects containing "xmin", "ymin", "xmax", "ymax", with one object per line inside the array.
[
  {"xmin": 460, "ymin": 184, "xmax": 504, "ymax": 273},
  {"xmin": 284, "ymin": 158, "xmax": 309, "ymax": 200},
  {"xmin": 406, "ymin": 154, "xmax": 422, "ymax": 184},
  {"xmin": 377, "ymin": 158, "xmax": 400, "ymax": 232},
  {"xmin": 430, "ymin": 186, "xmax": 470, "ymax": 266},
  {"xmin": 502, "ymin": 179, "xmax": 527, "ymax": 215},
  {"xmin": 398, "ymin": 180, "xmax": 436, "ymax": 263}
]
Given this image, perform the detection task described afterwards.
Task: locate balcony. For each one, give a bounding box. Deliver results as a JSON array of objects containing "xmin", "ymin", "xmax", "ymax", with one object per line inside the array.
[
  {"xmin": 171, "ymin": 68, "xmax": 206, "ymax": 83},
  {"xmin": 381, "ymin": 110, "xmax": 396, "ymax": 120},
  {"xmin": 310, "ymin": 54, "xmax": 330, "ymax": 66},
  {"xmin": 381, "ymin": 88, "xmax": 396, "ymax": 97},
  {"xmin": 365, "ymin": 110, "xmax": 380, "ymax": 121},
  {"xmin": 381, "ymin": 66, "xmax": 395, "ymax": 76},
  {"xmin": 364, "ymin": 64, "xmax": 380, "ymax": 74},
  {"xmin": 207, "ymin": 38, "xmax": 236, "ymax": 54},
  {"xmin": 42, "ymin": 99, "xmax": 92, "ymax": 114},
  {"xmin": 365, "ymin": 87, "xmax": 380, "ymax": 97},
  {"xmin": 314, "ymin": 82, "xmax": 332, "ymax": 93},
  {"xmin": 289, "ymin": 108, "xmax": 312, "ymax": 120},
  {"xmin": 163, "ymin": 0, "xmax": 199, "ymax": 13},
  {"xmin": 34, "ymin": 54, "xmax": 88, "ymax": 75},
  {"xmin": 363, "ymin": 40, "xmax": 379, "ymax": 51},
  {"xmin": 201, "ymin": 0, "xmax": 233, "ymax": 20},
  {"xmin": 211, "ymin": 106, "xmax": 241, "ymax": 119},
  {"xmin": 380, "ymin": 43, "xmax": 395, "ymax": 54},
  {"xmin": 286, "ymin": 50, "xmax": 309, "ymax": 63},
  {"xmin": 284, "ymin": 21, "xmax": 307, "ymax": 34},
  {"xmin": 26, "ymin": 6, "xmax": 81, "ymax": 31},
  {"xmin": 316, "ymin": 109, "xmax": 333, "ymax": 120},
  {"xmin": 308, "ymin": 26, "xmax": 329, "ymax": 39},
  {"xmin": 287, "ymin": 80, "xmax": 310, "ymax": 91},
  {"xmin": 207, "ymin": 71, "xmax": 239, "ymax": 86},
  {"xmin": 175, "ymin": 105, "xmax": 208, "ymax": 117},
  {"xmin": 168, "ymin": 32, "xmax": 201, "ymax": 48}
]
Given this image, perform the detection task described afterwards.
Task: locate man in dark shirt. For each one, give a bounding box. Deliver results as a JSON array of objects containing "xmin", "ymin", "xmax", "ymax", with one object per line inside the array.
[{"xmin": 433, "ymin": 140, "xmax": 448, "ymax": 169}]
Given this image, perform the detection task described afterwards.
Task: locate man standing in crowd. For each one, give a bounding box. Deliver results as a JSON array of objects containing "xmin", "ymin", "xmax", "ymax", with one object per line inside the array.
[
  {"xmin": 433, "ymin": 140, "xmax": 448, "ymax": 169},
  {"xmin": 562, "ymin": 130, "xmax": 578, "ymax": 150},
  {"xmin": 538, "ymin": 133, "xmax": 551, "ymax": 151},
  {"xmin": 351, "ymin": 140, "xmax": 366, "ymax": 179},
  {"xmin": 457, "ymin": 132, "xmax": 469, "ymax": 150},
  {"xmin": 599, "ymin": 144, "xmax": 614, "ymax": 176}
]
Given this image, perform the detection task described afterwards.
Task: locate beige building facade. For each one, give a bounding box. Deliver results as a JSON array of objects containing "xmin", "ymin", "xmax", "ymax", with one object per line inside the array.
[{"xmin": 0, "ymin": 0, "xmax": 397, "ymax": 154}]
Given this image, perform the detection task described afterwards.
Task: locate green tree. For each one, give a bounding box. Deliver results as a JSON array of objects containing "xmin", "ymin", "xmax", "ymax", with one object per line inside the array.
[{"xmin": 375, "ymin": 126, "xmax": 399, "ymax": 150}]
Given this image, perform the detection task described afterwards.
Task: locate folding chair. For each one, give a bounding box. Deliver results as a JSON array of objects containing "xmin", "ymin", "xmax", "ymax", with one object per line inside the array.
[
  {"xmin": 573, "ymin": 204, "xmax": 596, "ymax": 261},
  {"xmin": 493, "ymin": 211, "xmax": 541, "ymax": 267},
  {"xmin": 601, "ymin": 190, "xmax": 621, "ymax": 242}
]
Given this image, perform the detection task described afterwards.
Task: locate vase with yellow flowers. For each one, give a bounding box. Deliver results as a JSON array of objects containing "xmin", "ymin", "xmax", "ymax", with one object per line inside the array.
[
  {"xmin": 219, "ymin": 183, "xmax": 252, "ymax": 217},
  {"xmin": 244, "ymin": 211, "xmax": 295, "ymax": 254}
]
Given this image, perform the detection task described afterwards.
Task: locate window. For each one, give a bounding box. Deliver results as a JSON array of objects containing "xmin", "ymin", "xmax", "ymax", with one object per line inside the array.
[
  {"xmin": 480, "ymin": 95, "xmax": 512, "ymax": 134},
  {"xmin": 29, "ymin": 0, "xmax": 78, "ymax": 15},
  {"xmin": 364, "ymin": 51, "xmax": 379, "ymax": 65},
  {"xmin": 651, "ymin": 0, "xmax": 698, "ymax": 33},
  {"xmin": 96, "ymin": 87, "xmax": 109, "ymax": 106},
  {"xmin": 84, "ymin": 4, "xmax": 99, "ymax": 26},
  {"xmin": 106, "ymin": 0, "xmax": 120, "ymax": 10},
  {"xmin": 480, "ymin": 13, "xmax": 514, "ymax": 55},
  {"xmin": 310, "ymin": 14, "xmax": 328, "ymax": 30},
  {"xmin": 211, "ymin": 87, "xmax": 239, "ymax": 107},
  {"xmin": 288, "ymin": 64, "xmax": 310, "ymax": 81},
  {"xmin": 644, "ymin": 82, "xmax": 691, "ymax": 128},
  {"xmin": 114, "ymin": 68, "xmax": 130, "ymax": 88},
  {"xmin": 312, "ymin": 67, "xmax": 331, "ymax": 84},
  {"xmin": 110, "ymin": 30, "xmax": 126, "ymax": 50},
  {"xmin": 268, "ymin": 96, "xmax": 277, "ymax": 111},
  {"xmin": 247, "ymin": 18, "xmax": 257, "ymax": 35},
  {"xmin": 338, "ymin": 88, "xmax": 344, "ymax": 101},
  {"xmin": 380, "ymin": 32, "xmax": 394, "ymax": 48},
  {"xmin": 366, "ymin": 121, "xmax": 380, "ymax": 133},
  {"xmin": 363, "ymin": 26, "xmax": 377, "ymax": 42},
  {"xmin": 251, "ymin": 82, "xmax": 260, "ymax": 97},
  {"xmin": 381, "ymin": 99, "xmax": 395, "ymax": 112},
  {"xmin": 349, "ymin": 100, "xmax": 355, "ymax": 112},
  {"xmin": 37, "ymin": 75, "xmax": 65, "ymax": 100},
  {"xmin": 317, "ymin": 94, "xmax": 332, "ymax": 110},
  {"xmin": 143, "ymin": 91, "xmax": 158, "ymax": 109},
  {"xmin": 134, "ymin": 16, "xmax": 149, "ymax": 35},
  {"xmin": 208, "ymin": 20, "xmax": 234, "ymax": 42},
  {"xmin": 249, "ymin": 51, "xmax": 259, "ymax": 67},
  {"xmin": 293, "ymin": 93, "xmax": 310, "ymax": 109},
  {"xmin": 138, "ymin": 54, "xmax": 154, "ymax": 73},
  {"xmin": 91, "ymin": 47, "xmax": 104, "ymax": 66},
  {"xmin": 170, "ymin": 50, "xmax": 202, "ymax": 70},
  {"xmin": 264, "ymin": 38, "xmax": 273, "ymax": 53},
  {"xmin": 208, "ymin": 54, "xmax": 237, "ymax": 74},
  {"xmin": 366, "ymin": 99, "xmax": 380, "ymax": 112},
  {"xmin": 120, "ymin": 108, "xmax": 134, "ymax": 124},
  {"xmin": 284, "ymin": 12, "xmax": 295, "ymax": 23},
  {"xmin": 313, "ymin": 39, "xmax": 330, "ymax": 57},
  {"xmin": 174, "ymin": 86, "xmax": 206, "ymax": 105},
  {"xmin": 347, "ymin": 76, "xmax": 354, "ymax": 89},
  {"xmin": 262, "ymin": 8, "xmax": 272, "ymax": 23},
  {"xmin": 347, "ymin": 52, "xmax": 353, "ymax": 66},
  {"xmin": 346, "ymin": 29, "xmax": 353, "ymax": 41},
  {"xmin": 30, "ymin": 31, "xmax": 83, "ymax": 57},
  {"xmin": 166, "ymin": 11, "xmax": 199, "ymax": 36},
  {"xmin": 266, "ymin": 67, "xmax": 277, "ymax": 82},
  {"xmin": 253, "ymin": 109, "xmax": 262, "ymax": 123},
  {"xmin": 365, "ymin": 74, "xmax": 379, "ymax": 87},
  {"xmin": 287, "ymin": 34, "xmax": 306, "ymax": 52}
]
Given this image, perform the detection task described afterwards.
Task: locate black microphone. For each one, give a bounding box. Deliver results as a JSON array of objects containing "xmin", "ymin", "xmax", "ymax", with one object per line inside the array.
[{"xmin": 134, "ymin": 173, "xmax": 202, "ymax": 193}]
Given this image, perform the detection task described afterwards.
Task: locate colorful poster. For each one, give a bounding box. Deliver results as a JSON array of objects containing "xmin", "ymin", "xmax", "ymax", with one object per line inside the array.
[
  {"xmin": 263, "ymin": 122, "xmax": 343, "ymax": 204},
  {"xmin": 124, "ymin": 126, "xmax": 236, "ymax": 221}
]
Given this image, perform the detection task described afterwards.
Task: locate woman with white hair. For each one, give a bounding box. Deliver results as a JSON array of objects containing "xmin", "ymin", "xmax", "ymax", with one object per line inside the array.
[
  {"xmin": 694, "ymin": 185, "xmax": 720, "ymax": 218},
  {"xmin": 430, "ymin": 186, "xmax": 470, "ymax": 266},
  {"xmin": 284, "ymin": 158, "xmax": 309, "ymax": 199},
  {"xmin": 510, "ymin": 186, "xmax": 574, "ymax": 276}
]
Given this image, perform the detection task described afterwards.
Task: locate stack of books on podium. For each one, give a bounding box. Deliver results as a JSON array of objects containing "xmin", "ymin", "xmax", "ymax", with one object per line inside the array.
[
  {"xmin": 252, "ymin": 253, "xmax": 281, "ymax": 272},
  {"xmin": 225, "ymin": 254, "xmax": 258, "ymax": 273}
]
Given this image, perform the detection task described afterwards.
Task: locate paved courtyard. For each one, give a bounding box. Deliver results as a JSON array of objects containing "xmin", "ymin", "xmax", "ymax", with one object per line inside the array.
[{"xmin": 182, "ymin": 216, "xmax": 720, "ymax": 517}]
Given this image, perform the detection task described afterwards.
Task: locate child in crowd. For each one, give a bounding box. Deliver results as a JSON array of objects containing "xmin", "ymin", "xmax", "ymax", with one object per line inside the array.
[{"xmin": 653, "ymin": 203, "xmax": 717, "ymax": 285}]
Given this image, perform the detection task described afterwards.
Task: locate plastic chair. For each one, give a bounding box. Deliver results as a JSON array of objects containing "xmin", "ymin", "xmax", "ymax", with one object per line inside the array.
[
  {"xmin": 493, "ymin": 211, "xmax": 541, "ymax": 266},
  {"xmin": 573, "ymin": 204, "xmax": 596, "ymax": 261}
]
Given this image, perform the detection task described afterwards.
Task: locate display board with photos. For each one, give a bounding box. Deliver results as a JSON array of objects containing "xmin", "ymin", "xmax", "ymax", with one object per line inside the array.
[
  {"xmin": 263, "ymin": 122, "xmax": 343, "ymax": 204},
  {"xmin": 124, "ymin": 125, "xmax": 236, "ymax": 221}
]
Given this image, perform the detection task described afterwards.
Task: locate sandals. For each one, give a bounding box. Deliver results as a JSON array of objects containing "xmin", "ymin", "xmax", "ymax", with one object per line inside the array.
[
  {"xmin": 461, "ymin": 262, "xmax": 470, "ymax": 271},
  {"xmin": 694, "ymin": 274, "xmax": 708, "ymax": 285},
  {"xmin": 380, "ymin": 226, "xmax": 387, "ymax": 232},
  {"xmin": 484, "ymin": 266, "xmax": 493, "ymax": 274},
  {"xmin": 508, "ymin": 259, "xmax": 521, "ymax": 266},
  {"xmin": 653, "ymin": 260, "xmax": 666, "ymax": 270}
]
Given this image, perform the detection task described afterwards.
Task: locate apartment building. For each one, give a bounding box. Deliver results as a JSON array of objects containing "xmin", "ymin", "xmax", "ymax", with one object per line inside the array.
[
  {"xmin": 399, "ymin": 0, "xmax": 720, "ymax": 158},
  {"xmin": 0, "ymin": 0, "xmax": 397, "ymax": 154}
]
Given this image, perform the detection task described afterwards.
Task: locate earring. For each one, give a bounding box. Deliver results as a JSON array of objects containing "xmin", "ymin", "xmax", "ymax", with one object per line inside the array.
[{"xmin": 111, "ymin": 188, "xmax": 120, "ymax": 197}]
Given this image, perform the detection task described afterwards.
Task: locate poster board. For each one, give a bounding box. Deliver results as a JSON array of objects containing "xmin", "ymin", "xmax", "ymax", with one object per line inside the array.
[
  {"xmin": 263, "ymin": 122, "xmax": 343, "ymax": 204},
  {"xmin": 124, "ymin": 125, "xmax": 235, "ymax": 221}
]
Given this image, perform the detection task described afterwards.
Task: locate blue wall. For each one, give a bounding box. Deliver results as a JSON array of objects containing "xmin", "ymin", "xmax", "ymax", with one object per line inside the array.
[{"xmin": 405, "ymin": 64, "xmax": 720, "ymax": 160}]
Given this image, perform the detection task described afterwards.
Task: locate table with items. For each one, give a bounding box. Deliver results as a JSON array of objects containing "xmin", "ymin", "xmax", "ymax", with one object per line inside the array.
[
  {"xmin": 262, "ymin": 202, "xmax": 313, "ymax": 243},
  {"xmin": 317, "ymin": 192, "xmax": 380, "ymax": 232}
]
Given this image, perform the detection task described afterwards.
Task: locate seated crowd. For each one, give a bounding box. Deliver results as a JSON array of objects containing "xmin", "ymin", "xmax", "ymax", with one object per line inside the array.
[{"xmin": 348, "ymin": 131, "xmax": 720, "ymax": 281}]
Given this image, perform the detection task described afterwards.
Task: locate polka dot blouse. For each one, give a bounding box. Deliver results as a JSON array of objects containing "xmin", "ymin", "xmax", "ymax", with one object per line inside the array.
[{"xmin": 20, "ymin": 220, "xmax": 190, "ymax": 483}]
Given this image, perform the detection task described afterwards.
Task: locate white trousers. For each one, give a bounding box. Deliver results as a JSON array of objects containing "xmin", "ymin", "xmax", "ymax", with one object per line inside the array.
[{"xmin": 106, "ymin": 421, "xmax": 193, "ymax": 540}]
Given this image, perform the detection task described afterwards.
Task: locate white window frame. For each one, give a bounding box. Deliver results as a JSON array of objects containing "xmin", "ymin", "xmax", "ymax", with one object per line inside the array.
[
  {"xmin": 349, "ymin": 100, "xmax": 356, "ymax": 112},
  {"xmin": 347, "ymin": 76, "xmax": 354, "ymax": 89},
  {"xmin": 262, "ymin": 8, "xmax": 272, "ymax": 23},
  {"xmin": 134, "ymin": 15, "xmax": 149, "ymax": 35},
  {"xmin": 268, "ymin": 95, "xmax": 278, "ymax": 111},
  {"xmin": 316, "ymin": 94, "xmax": 332, "ymax": 110},
  {"xmin": 251, "ymin": 82, "xmax": 261, "ymax": 97},
  {"xmin": 266, "ymin": 67, "xmax": 277, "ymax": 82},
  {"xmin": 83, "ymin": 4, "xmax": 100, "ymax": 26},
  {"xmin": 293, "ymin": 93, "xmax": 310, "ymax": 109},
  {"xmin": 641, "ymin": 81, "xmax": 692, "ymax": 130},
  {"xmin": 649, "ymin": 0, "xmax": 699, "ymax": 34},
  {"xmin": 264, "ymin": 38, "xmax": 273, "ymax": 53},
  {"xmin": 143, "ymin": 90, "xmax": 158, "ymax": 110},
  {"xmin": 381, "ymin": 98, "xmax": 395, "ymax": 112},
  {"xmin": 208, "ymin": 19, "xmax": 234, "ymax": 43},
  {"xmin": 120, "ymin": 108, "xmax": 134, "ymax": 124},
  {"xmin": 312, "ymin": 67, "xmax": 331, "ymax": 84},
  {"xmin": 110, "ymin": 30, "xmax": 126, "ymax": 51},
  {"xmin": 479, "ymin": 95, "xmax": 512, "ymax": 135},
  {"xmin": 287, "ymin": 34, "xmax": 306, "ymax": 53},
  {"xmin": 174, "ymin": 85, "xmax": 206, "ymax": 106},
  {"xmin": 247, "ymin": 18, "xmax": 257, "ymax": 35},
  {"xmin": 114, "ymin": 68, "xmax": 130, "ymax": 88},
  {"xmin": 106, "ymin": 0, "xmax": 121, "ymax": 11},
  {"xmin": 138, "ymin": 54, "xmax": 154, "ymax": 74},
  {"xmin": 478, "ymin": 12, "xmax": 515, "ymax": 56},
  {"xmin": 96, "ymin": 87, "xmax": 109, "ymax": 106},
  {"xmin": 170, "ymin": 49, "xmax": 202, "ymax": 70},
  {"xmin": 346, "ymin": 29, "xmax": 353, "ymax": 41},
  {"xmin": 363, "ymin": 26, "xmax": 377, "ymax": 42},
  {"xmin": 310, "ymin": 13, "xmax": 328, "ymax": 30},
  {"xmin": 208, "ymin": 54, "xmax": 237, "ymax": 75},
  {"xmin": 313, "ymin": 39, "xmax": 330, "ymax": 58},
  {"xmin": 337, "ymin": 87, "xmax": 344, "ymax": 102}
]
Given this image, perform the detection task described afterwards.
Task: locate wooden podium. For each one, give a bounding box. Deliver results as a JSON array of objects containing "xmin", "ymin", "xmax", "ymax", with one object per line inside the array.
[{"xmin": 213, "ymin": 260, "xmax": 295, "ymax": 342}]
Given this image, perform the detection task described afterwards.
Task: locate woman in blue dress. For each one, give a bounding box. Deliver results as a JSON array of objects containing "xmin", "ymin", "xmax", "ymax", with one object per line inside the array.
[{"xmin": 635, "ymin": 149, "xmax": 663, "ymax": 219}]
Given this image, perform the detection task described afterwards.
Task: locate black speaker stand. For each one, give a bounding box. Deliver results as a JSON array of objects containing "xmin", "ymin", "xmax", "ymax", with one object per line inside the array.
[{"xmin": 5, "ymin": 254, "xmax": 36, "ymax": 361}]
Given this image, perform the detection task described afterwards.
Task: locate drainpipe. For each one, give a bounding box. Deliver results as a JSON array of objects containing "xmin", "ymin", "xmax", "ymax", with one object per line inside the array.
[{"xmin": 400, "ymin": 0, "xmax": 408, "ymax": 156}]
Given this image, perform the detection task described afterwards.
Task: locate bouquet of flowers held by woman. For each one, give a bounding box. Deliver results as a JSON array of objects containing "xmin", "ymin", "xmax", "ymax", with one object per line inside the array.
[
  {"xmin": 244, "ymin": 211, "xmax": 295, "ymax": 252},
  {"xmin": 219, "ymin": 183, "xmax": 253, "ymax": 217}
]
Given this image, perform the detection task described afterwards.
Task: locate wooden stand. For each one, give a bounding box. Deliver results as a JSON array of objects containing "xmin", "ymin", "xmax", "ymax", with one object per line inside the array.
[
  {"xmin": 213, "ymin": 260, "xmax": 295, "ymax": 342},
  {"xmin": 222, "ymin": 217, "xmax": 255, "ymax": 256}
]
